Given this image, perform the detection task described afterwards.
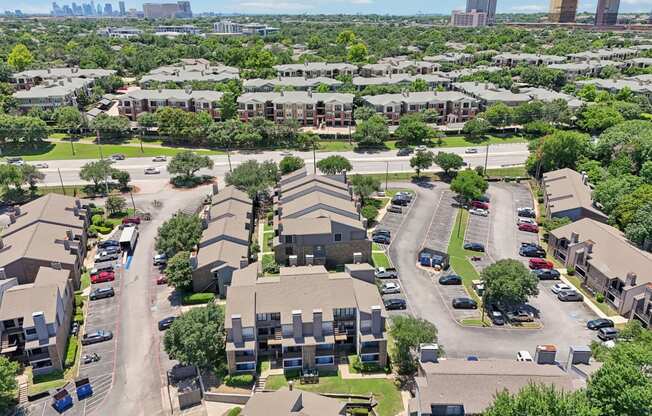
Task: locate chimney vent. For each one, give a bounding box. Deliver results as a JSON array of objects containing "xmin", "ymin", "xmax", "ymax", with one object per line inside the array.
[
  {"xmin": 313, "ymin": 309, "xmax": 323, "ymax": 338},
  {"xmin": 626, "ymin": 272, "xmax": 637, "ymax": 287},
  {"xmin": 0, "ymin": 268, "xmax": 6, "ymax": 279},
  {"xmin": 239, "ymin": 257, "xmax": 248, "ymax": 269}
]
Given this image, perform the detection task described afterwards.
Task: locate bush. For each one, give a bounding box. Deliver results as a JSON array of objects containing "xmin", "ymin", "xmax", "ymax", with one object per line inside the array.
[
  {"xmin": 227, "ymin": 408, "xmax": 242, "ymax": 416},
  {"xmin": 596, "ymin": 293, "xmax": 605, "ymax": 303},
  {"xmin": 360, "ymin": 205, "xmax": 379, "ymax": 222},
  {"xmin": 266, "ymin": 211, "xmax": 273, "ymax": 223},
  {"xmin": 90, "ymin": 207, "xmax": 105, "ymax": 216},
  {"xmin": 349, "ymin": 355, "xmax": 386, "ymax": 374},
  {"xmin": 74, "ymin": 314, "xmax": 84, "ymax": 324},
  {"xmin": 262, "ymin": 255, "xmax": 279, "ymax": 274},
  {"xmin": 567, "ymin": 266, "xmax": 575, "ymax": 276},
  {"xmin": 91, "ymin": 214, "xmax": 104, "ymax": 225},
  {"xmin": 74, "ymin": 294, "xmax": 84, "ymax": 308},
  {"xmin": 181, "ymin": 292, "xmax": 215, "ymax": 305},
  {"xmin": 64, "ymin": 336, "xmax": 78, "ymax": 368},
  {"xmin": 224, "ymin": 374, "xmax": 254, "ymax": 388}
]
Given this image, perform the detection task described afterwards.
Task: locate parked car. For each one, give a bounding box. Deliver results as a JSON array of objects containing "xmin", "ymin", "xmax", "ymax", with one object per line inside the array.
[
  {"xmin": 158, "ymin": 316, "xmax": 176, "ymax": 331},
  {"xmin": 110, "ymin": 154, "xmax": 125, "ymax": 161},
  {"xmin": 90, "ymin": 265, "xmax": 114, "ymax": 275},
  {"xmin": 387, "ymin": 205, "xmax": 403, "ymax": 214},
  {"xmin": 391, "ymin": 196, "xmax": 410, "ymax": 206},
  {"xmin": 520, "ymin": 245, "xmax": 546, "ymax": 258},
  {"xmin": 372, "ymin": 234, "xmax": 391, "ymax": 244},
  {"xmin": 144, "ymin": 166, "xmax": 160, "ymax": 174},
  {"xmin": 100, "ymin": 245, "xmax": 121, "ymax": 255},
  {"xmin": 153, "ymin": 253, "xmax": 168, "ymax": 266},
  {"xmin": 397, "ymin": 147, "xmax": 413, "ymax": 156},
  {"xmin": 372, "ymin": 229, "xmax": 390, "ymax": 238},
  {"xmin": 517, "ymin": 217, "xmax": 537, "ymax": 225},
  {"xmin": 452, "ymin": 297, "xmax": 477, "ymax": 309},
  {"xmin": 156, "ymin": 275, "xmax": 168, "ymax": 285},
  {"xmin": 521, "ymin": 242, "xmax": 544, "ymax": 250},
  {"xmin": 464, "ymin": 242, "xmax": 485, "ymax": 252},
  {"xmin": 122, "ymin": 217, "xmax": 141, "ymax": 225},
  {"xmin": 587, "ymin": 318, "xmax": 615, "ymax": 330},
  {"xmin": 374, "ymin": 267, "xmax": 398, "ymax": 279},
  {"xmin": 465, "ymin": 148, "xmax": 478, "ymax": 154},
  {"xmin": 510, "ymin": 307, "xmax": 534, "ymax": 322},
  {"xmin": 551, "ymin": 283, "xmax": 572, "ymax": 294},
  {"xmin": 81, "ymin": 330, "xmax": 113, "ymax": 345},
  {"xmin": 90, "ymin": 287, "xmax": 115, "ymax": 301},
  {"xmin": 415, "ymin": 145, "xmax": 427, "ymax": 152},
  {"xmin": 490, "ymin": 310, "xmax": 505, "ymax": 326},
  {"xmin": 532, "ymin": 269, "xmax": 560, "ymax": 280},
  {"xmin": 395, "ymin": 191, "xmax": 413, "ymax": 201},
  {"xmin": 33, "ymin": 162, "xmax": 49, "ymax": 169},
  {"xmin": 91, "ymin": 271, "xmax": 115, "ymax": 284},
  {"xmin": 477, "ymin": 195, "xmax": 490, "ymax": 203},
  {"xmin": 597, "ymin": 327, "xmax": 619, "ymax": 341},
  {"xmin": 518, "ymin": 223, "xmax": 539, "ymax": 233},
  {"xmin": 95, "ymin": 252, "xmax": 119, "ymax": 262},
  {"xmin": 529, "ymin": 258, "xmax": 553, "ymax": 270},
  {"xmin": 381, "ymin": 282, "xmax": 401, "ymax": 294},
  {"xmin": 384, "ymin": 298, "xmax": 407, "ymax": 310},
  {"xmin": 470, "ymin": 200, "xmax": 489, "ymax": 210},
  {"xmin": 6, "ymin": 157, "xmax": 24, "ymax": 165},
  {"xmin": 517, "ymin": 207, "xmax": 536, "ymax": 218},
  {"xmin": 439, "ymin": 274, "xmax": 462, "ymax": 285},
  {"xmin": 469, "ymin": 208, "xmax": 489, "ymax": 217},
  {"xmin": 558, "ymin": 290, "xmax": 583, "ymax": 302},
  {"xmin": 516, "ymin": 351, "xmax": 533, "ymax": 362},
  {"xmin": 152, "ymin": 156, "xmax": 167, "ymax": 162},
  {"xmin": 98, "ymin": 240, "xmax": 119, "ymax": 249}
]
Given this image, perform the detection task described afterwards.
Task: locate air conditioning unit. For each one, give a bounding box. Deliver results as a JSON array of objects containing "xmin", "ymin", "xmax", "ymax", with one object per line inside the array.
[
  {"xmin": 353, "ymin": 252, "xmax": 362, "ymax": 264},
  {"xmin": 289, "ymin": 255, "xmax": 298, "ymax": 266},
  {"xmin": 305, "ymin": 254, "xmax": 314, "ymax": 266}
]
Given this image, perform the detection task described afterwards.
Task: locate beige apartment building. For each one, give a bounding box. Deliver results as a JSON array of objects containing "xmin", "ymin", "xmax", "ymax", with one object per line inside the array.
[{"xmin": 118, "ymin": 89, "xmax": 224, "ymax": 121}]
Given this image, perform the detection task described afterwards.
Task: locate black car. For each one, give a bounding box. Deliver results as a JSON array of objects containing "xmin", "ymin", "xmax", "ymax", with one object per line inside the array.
[
  {"xmin": 81, "ymin": 330, "xmax": 113, "ymax": 345},
  {"xmin": 587, "ymin": 318, "xmax": 615, "ymax": 330},
  {"xmin": 533, "ymin": 269, "xmax": 560, "ymax": 280},
  {"xmin": 387, "ymin": 205, "xmax": 403, "ymax": 214},
  {"xmin": 464, "ymin": 242, "xmax": 485, "ymax": 252},
  {"xmin": 477, "ymin": 195, "xmax": 490, "ymax": 203},
  {"xmin": 439, "ymin": 274, "xmax": 462, "ymax": 285},
  {"xmin": 384, "ymin": 298, "xmax": 407, "ymax": 310},
  {"xmin": 397, "ymin": 147, "xmax": 413, "ymax": 156},
  {"xmin": 490, "ymin": 310, "xmax": 505, "ymax": 325},
  {"xmin": 158, "ymin": 316, "xmax": 177, "ymax": 331},
  {"xmin": 519, "ymin": 246, "xmax": 546, "ymax": 258},
  {"xmin": 517, "ymin": 208, "xmax": 536, "ymax": 218},
  {"xmin": 391, "ymin": 196, "xmax": 410, "ymax": 206},
  {"xmin": 372, "ymin": 234, "xmax": 391, "ymax": 244},
  {"xmin": 452, "ymin": 297, "xmax": 478, "ymax": 309},
  {"xmin": 110, "ymin": 153, "xmax": 125, "ymax": 160},
  {"xmin": 372, "ymin": 229, "xmax": 391, "ymax": 238},
  {"xmin": 90, "ymin": 287, "xmax": 115, "ymax": 300}
]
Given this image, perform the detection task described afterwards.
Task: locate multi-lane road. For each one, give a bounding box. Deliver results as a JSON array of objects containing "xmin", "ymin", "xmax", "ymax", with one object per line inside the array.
[{"xmin": 32, "ymin": 143, "xmax": 529, "ymax": 186}]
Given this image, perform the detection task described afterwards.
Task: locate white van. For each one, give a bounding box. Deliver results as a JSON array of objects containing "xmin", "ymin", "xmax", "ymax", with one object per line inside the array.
[{"xmin": 516, "ymin": 351, "xmax": 533, "ymax": 362}]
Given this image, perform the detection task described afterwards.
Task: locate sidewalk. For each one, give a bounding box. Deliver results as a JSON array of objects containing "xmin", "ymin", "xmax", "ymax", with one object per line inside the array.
[{"xmin": 338, "ymin": 363, "xmax": 393, "ymax": 380}]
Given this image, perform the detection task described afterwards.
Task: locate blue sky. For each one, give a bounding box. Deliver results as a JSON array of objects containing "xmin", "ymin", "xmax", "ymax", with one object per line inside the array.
[{"xmin": 9, "ymin": 0, "xmax": 652, "ymax": 16}]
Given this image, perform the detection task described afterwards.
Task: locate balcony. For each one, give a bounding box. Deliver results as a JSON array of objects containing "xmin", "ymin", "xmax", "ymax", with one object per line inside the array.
[
  {"xmin": 283, "ymin": 349, "xmax": 302, "ymax": 359},
  {"xmin": 234, "ymin": 354, "xmax": 256, "ymax": 363},
  {"xmin": 360, "ymin": 344, "xmax": 380, "ymax": 355}
]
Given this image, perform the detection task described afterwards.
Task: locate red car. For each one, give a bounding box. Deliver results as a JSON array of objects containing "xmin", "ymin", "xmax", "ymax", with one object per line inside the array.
[
  {"xmin": 518, "ymin": 223, "xmax": 539, "ymax": 233},
  {"xmin": 122, "ymin": 217, "xmax": 141, "ymax": 225},
  {"xmin": 470, "ymin": 200, "xmax": 489, "ymax": 210},
  {"xmin": 529, "ymin": 258, "xmax": 554, "ymax": 270},
  {"xmin": 91, "ymin": 271, "xmax": 115, "ymax": 284},
  {"xmin": 156, "ymin": 276, "xmax": 168, "ymax": 285}
]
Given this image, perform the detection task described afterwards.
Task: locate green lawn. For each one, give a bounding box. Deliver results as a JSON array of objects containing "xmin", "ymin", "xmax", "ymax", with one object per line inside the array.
[
  {"xmin": 316, "ymin": 140, "xmax": 355, "ymax": 152},
  {"xmin": 262, "ymin": 231, "xmax": 274, "ymax": 253},
  {"xmin": 438, "ymin": 134, "xmax": 527, "ymax": 148},
  {"xmin": 29, "ymin": 370, "xmax": 67, "ymax": 396},
  {"xmin": 80, "ymin": 272, "xmax": 91, "ymax": 291},
  {"xmin": 265, "ymin": 371, "xmax": 402, "ymax": 416},
  {"xmin": 372, "ymin": 252, "xmax": 392, "ymax": 269},
  {"xmin": 447, "ymin": 208, "xmax": 482, "ymax": 303},
  {"xmin": 486, "ymin": 166, "xmax": 527, "ymax": 177},
  {"xmin": 565, "ymin": 275, "xmax": 618, "ymax": 317},
  {"xmin": 3, "ymin": 142, "xmax": 220, "ymax": 161}
]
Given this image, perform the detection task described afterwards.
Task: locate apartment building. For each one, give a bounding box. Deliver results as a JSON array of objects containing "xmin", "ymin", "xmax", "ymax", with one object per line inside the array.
[
  {"xmin": 444, "ymin": 66, "xmax": 502, "ymax": 82},
  {"xmin": 153, "ymin": 25, "xmax": 201, "ymax": 36},
  {"xmin": 225, "ymin": 263, "xmax": 388, "ymax": 374},
  {"xmin": 453, "ymin": 82, "xmax": 531, "ymax": 107},
  {"xmin": 423, "ymin": 53, "xmax": 474, "ymax": 65},
  {"xmin": 140, "ymin": 71, "xmax": 238, "ymax": 88},
  {"xmin": 548, "ymin": 0, "xmax": 578, "ymax": 23},
  {"xmin": 242, "ymin": 389, "xmax": 347, "ymax": 415},
  {"xmin": 520, "ymin": 87, "xmax": 583, "ymax": 110},
  {"xmin": 575, "ymin": 78, "xmax": 652, "ymax": 98},
  {"xmin": 362, "ymin": 91, "xmax": 479, "ymax": 125},
  {"xmin": 13, "ymin": 78, "xmax": 94, "ymax": 113},
  {"xmin": 360, "ymin": 61, "xmax": 440, "ymax": 77},
  {"xmin": 548, "ymin": 60, "xmax": 625, "ymax": 80},
  {"xmin": 0, "ymin": 194, "xmax": 89, "ymax": 288},
  {"xmin": 630, "ymin": 284, "xmax": 652, "ymax": 329},
  {"xmin": 243, "ymin": 77, "xmax": 343, "ymax": 92},
  {"xmin": 451, "ymin": 10, "xmax": 488, "ymax": 27},
  {"xmin": 568, "ymin": 48, "xmax": 638, "ymax": 62},
  {"xmin": 273, "ymin": 171, "xmax": 371, "ymax": 268},
  {"xmin": 0, "ymin": 267, "xmax": 74, "ymax": 374},
  {"xmin": 149, "ymin": 59, "xmax": 240, "ymax": 76},
  {"xmin": 190, "ymin": 186, "xmax": 253, "ymax": 295},
  {"xmin": 542, "ymin": 168, "xmax": 609, "ymax": 223},
  {"xmin": 118, "ymin": 89, "xmax": 224, "ymax": 121},
  {"xmin": 11, "ymin": 67, "xmax": 117, "ymax": 90},
  {"xmin": 491, "ymin": 53, "xmax": 566, "ymax": 67},
  {"xmin": 626, "ymin": 57, "xmax": 652, "ymax": 69},
  {"xmin": 273, "ymin": 63, "xmax": 358, "ymax": 78},
  {"xmin": 213, "ymin": 20, "xmax": 279, "ymax": 36},
  {"xmin": 99, "ymin": 27, "xmax": 143, "ymax": 38},
  {"xmin": 352, "ymin": 74, "xmax": 451, "ymax": 91},
  {"xmin": 548, "ymin": 218, "xmax": 652, "ymax": 317},
  {"xmin": 237, "ymin": 91, "xmax": 354, "ymax": 127}
]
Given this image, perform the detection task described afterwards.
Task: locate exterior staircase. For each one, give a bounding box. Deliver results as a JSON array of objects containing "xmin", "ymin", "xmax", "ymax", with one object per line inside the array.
[{"xmin": 254, "ymin": 376, "xmax": 267, "ymax": 393}]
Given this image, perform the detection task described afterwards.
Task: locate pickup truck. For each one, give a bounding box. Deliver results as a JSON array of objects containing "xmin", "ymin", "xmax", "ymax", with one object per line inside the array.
[{"xmin": 374, "ymin": 267, "xmax": 399, "ymax": 279}]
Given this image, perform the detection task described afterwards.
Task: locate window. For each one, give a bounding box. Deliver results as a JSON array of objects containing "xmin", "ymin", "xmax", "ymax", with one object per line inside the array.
[
  {"xmin": 235, "ymin": 362, "xmax": 255, "ymax": 371},
  {"xmin": 123, "ymin": 101, "xmax": 131, "ymax": 107},
  {"xmin": 334, "ymin": 308, "xmax": 356, "ymax": 320},
  {"xmin": 247, "ymin": 104, "xmax": 254, "ymax": 110},
  {"xmin": 314, "ymin": 245, "xmax": 325, "ymax": 257},
  {"xmin": 25, "ymin": 328, "xmax": 37, "ymax": 336},
  {"xmin": 334, "ymin": 233, "xmax": 342, "ymax": 242},
  {"xmin": 284, "ymin": 235, "xmax": 294, "ymax": 244},
  {"xmin": 315, "ymin": 356, "xmax": 334, "ymax": 365}
]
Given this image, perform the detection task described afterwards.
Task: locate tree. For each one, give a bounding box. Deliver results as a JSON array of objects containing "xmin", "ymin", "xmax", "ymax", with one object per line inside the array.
[
  {"xmin": 613, "ymin": 184, "xmax": 652, "ymax": 229},
  {"xmin": 640, "ymin": 161, "xmax": 652, "ymax": 184},
  {"xmin": 0, "ymin": 164, "xmax": 22, "ymax": 191},
  {"xmin": 595, "ymin": 120, "xmax": 652, "ymax": 171},
  {"xmin": 389, "ymin": 315, "xmax": 438, "ymax": 375},
  {"xmin": 450, "ymin": 170, "xmax": 488, "ymax": 201},
  {"xmin": 279, "ymin": 155, "xmax": 305, "ymax": 175},
  {"xmin": 219, "ymin": 92, "xmax": 238, "ymax": 120},
  {"xmin": 354, "ymin": 106, "xmax": 376, "ymax": 122},
  {"xmin": 526, "ymin": 130, "xmax": 592, "ymax": 177},
  {"xmin": 167, "ymin": 151, "xmax": 214, "ymax": 180},
  {"xmin": 410, "ymin": 150, "xmax": 435, "ymax": 177},
  {"xmin": 433, "ymin": 152, "xmax": 464, "ymax": 176},
  {"xmin": 462, "ymin": 117, "xmax": 491, "ymax": 142},
  {"xmin": 165, "ymin": 251, "xmax": 194, "ymax": 291},
  {"xmin": 7, "ymin": 43, "xmax": 33, "ymax": 71},
  {"xmin": 626, "ymin": 203, "xmax": 652, "ymax": 250},
  {"xmin": 577, "ymin": 104, "xmax": 625, "ymax": 134},
  {"xmin": 20, "ymin": 164, "xmax": 44, "ymax": 190},
  {"xmin": 105, "ymin": 195, "xmax": 126, "ymax": 216},
  {"xmin": 54, "ymin": 106, "xmax": 86, "ymax": 140},
  {"xmin": 225, "ymin": 160, "xmax": 278, "ymax": 199},
  {"xmin": 587, "ymin": 359, "xmax": 652, "ymax": 416},
  {"xmin": 336, "ymin": 30, "xmax": 356, "ymax": 45},
  {"xmin": 481, "ymin": 259, "xmax": 539, "ymax": 309},
  {"xmin": 360, "ymin": 205, "xmax": 378, "ymax": 223},
  {"xmin": 316, "ymin": 155, "xmax": 352, "ymax": 175},
  {"xmin": 592, "ymin": 174, "xmax": 643, "ymax": 215},
  {"xmin": 484, "ymin": 384, "xmax": 598, "ymax": 416},
  {"xmin": 164, "ymin": 304, "xmax": 226, "ymax": 371},
  {"xmin": 90, "ymin": 114, "xmax": 130, "ymax": 140},
  {"xmin": 79, "ymin": 160, "xmax": 115, "ymax": 191},
  {"xmin": 0, "ymin": 356, "xmax": 19, "ymax": 413},
  {"xmin": 483, "ymin": 103, "xmax": 513, "ymax": 128},
  {"xmin": 513, "ymin": 101, "xmax": 545, "ymax": 125},
  {"xmin": 394, "ymin": 115, "xmax": 433, "ymax": 145},
  {"xmin": 350, "ymin": 175, "xmax": 380, "ymax": 205},
  {"xmin": 352, "ymin": 114, "xmax": 389, "ymax": 146},
  {"xmin": 541, "ymin": 216, "xmax": 572, "ymax": 233},
  {"xmin": 155, "ymin": 213, "xmax": 203, "ymax": 258},
  {"xmin": 111, "ymin": 170, "xmax": 130, "ymax": 189},
  {"xmin": 347, "ymin": 42, "xmax": 368, "ymax": 63}
]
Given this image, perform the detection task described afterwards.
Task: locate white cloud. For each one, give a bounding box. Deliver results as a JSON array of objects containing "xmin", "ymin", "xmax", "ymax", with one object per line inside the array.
[
  {"xmin": 510, "ymin": 5, "xmax": 546, "ymax": 12},
  {"xmin": 234, "ymin": 1, "xmax": 313, "ymax": 11},
  {"xmin": 350, "ymin": 0, "xmax": 373, "ymax": 4},
  {"xmin": 622, "ymin": 0, "xmax": 652, "ymax": 5}
]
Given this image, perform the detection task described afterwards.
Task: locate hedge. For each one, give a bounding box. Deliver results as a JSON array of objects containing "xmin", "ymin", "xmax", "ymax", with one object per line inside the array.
[
  {"xmin": 227, "ymin": 408, "xmax": 242, "ymax": 416},
  {"xmin": 224, "ymin": 374, "xmax": 254, "ymax": 388},
  {"xmin": 64, "ymin": 336, "xmax": 78, "ymax": 368},
  {"xmin": 181, "ymin": 292, "xmax": 215, "ymax": 305}
]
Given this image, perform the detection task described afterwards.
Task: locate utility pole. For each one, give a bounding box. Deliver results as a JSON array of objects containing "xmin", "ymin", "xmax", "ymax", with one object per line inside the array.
[
  {"xmin": 312, "ymin": 139, "xmax": 317, "ymax": 174},
  {"xmin": 385, "ymin": 161, "xmax": 389, "ymax": 191},
  {"xmin": 129, "ymin": 190, "xmax": 137, "ymax": 213},
  {"xmin": 69, "ymin": 129, "xmax": 76, "ymax": 156},
  {"xmin": 483, "ymin": 143, "xmax": 489, "ymax": 176},
  {"xmin": 57, "ymin": 168, "xmax": 66, "ymax": 195},
  {"xmin": 96, "ymin": 130, "xmax": 110, "ymax": 195}
]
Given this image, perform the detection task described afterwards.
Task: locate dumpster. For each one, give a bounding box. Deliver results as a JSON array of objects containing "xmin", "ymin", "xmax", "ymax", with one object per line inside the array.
[
  {"xmin": 51, "ymin": 389, "xmax": 73, "ymax": 413},
  {"xmin": 75, "ymin": 377, "xmax": 93, "ymax": 400}
]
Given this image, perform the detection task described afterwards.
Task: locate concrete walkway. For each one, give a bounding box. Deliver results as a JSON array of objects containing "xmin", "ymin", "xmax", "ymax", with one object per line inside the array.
[{"xmin": 338, "ymin": 364, "xmax": 393, "ymax": 380}]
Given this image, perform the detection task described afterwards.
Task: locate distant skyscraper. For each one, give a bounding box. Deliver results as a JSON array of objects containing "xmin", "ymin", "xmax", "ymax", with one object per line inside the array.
[
  {"xmin": 452, "ymin": 9, "xmax": 488, "ymax": 27},
  {"xmin": 595, "ymin": 0, "xmax": 619, "ymax": 26},
  {"xmin": 104, "ymin": 3, "xmax": 112, "ymax": 15},
  {"xmin": 118, "ymin": 1, "xmax": 125, "ymax": 15},
  {"xmin": 466, "ymin": 0, "xmax": 496, "ymax": 24},
  {"xmin": 82, "ymin": 3, "xmax": 93, "ymax": 15},
  {"xmin": 143, "ymin": 2, "xmax": 192, "ymax": 18},
  {"xmin": 52, "ymin": 2, "xmax": 63, "ymax": 15},
  {"xmin": 549, "ymin": 0, "xmax": 578, "ymax": 23},
  {"xmin": 97, "ymin": 3, "xmax": 102, "ymax": 15}
]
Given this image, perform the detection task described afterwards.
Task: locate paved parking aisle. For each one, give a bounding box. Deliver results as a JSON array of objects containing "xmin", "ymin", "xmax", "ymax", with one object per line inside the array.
[{"xmin": 421, "ymin": 190, "xmax": 457, "ymax": 252}]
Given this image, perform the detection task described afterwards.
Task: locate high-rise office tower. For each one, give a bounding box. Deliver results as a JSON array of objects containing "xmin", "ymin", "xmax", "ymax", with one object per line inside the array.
[
  {"xmin": 595, "ymin": 0, "xmax": 619, "ymax": 26},
  {"xmin": 549, "ymin": 0, "xmax": 578, "ymax": 23},
  {"xmin": 118, "ymin": 1, "xmax": 125, "ymax": 15},
  {"xmin": 143, "ymin": 1, "xmax": 192, "ymax": 18},
  {"xmin": 104, "ymin": 3, "xmax": 112, "ymax": 15},
  {"xmin": 466, "ymin": 0, "xmax": 497, "ymax": 24},
  {"xmin": 96, "ymin": 3, "xmax": 102, "ymax": 15}
]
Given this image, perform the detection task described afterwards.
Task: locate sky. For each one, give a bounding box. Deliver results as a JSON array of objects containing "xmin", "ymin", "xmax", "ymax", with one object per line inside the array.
[{"xmin": 8, "ymin": 0, "xmax": 652, "ymax": 16}]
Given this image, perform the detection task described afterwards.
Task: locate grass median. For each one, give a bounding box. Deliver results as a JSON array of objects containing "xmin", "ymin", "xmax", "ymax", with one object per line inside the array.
[{"xmin": 447, "ymin": 208, "xmax": 482, "ymax": 304}]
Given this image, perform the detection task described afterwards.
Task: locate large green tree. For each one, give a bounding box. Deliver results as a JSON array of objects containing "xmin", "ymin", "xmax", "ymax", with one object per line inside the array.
[
  {"xmin": 389, "ymin": 315, "xmax": 438, "ymax": 375},
  {"xmin": 225, "ymin": 159, "xmax": 278, "ymax": 198},
  {"xmin": 0, "ymin": 356, "xmax": 19, "ymax": 413},
  {"xmin": 7, "ymin": 43, "xmax": 33, "ymax": 71},
  {"xmin": 165, "ymin": 251, "xmax": 194, "ymax": 291},
  {"xmin": 484, "ymin": 384, "xmax": 598, "ymax": 416},
  {"xmin": 279, "ymin": 155, "xmax": 305, "ymax": 175},
  {"xmin": 462, "ymin": 117, "xmax": 491, "ymax": 142},
  {"xmin": 350, "ymin": 175, "xmax": 380, "ymax": 205},
  {"xmin": 527, "ymin": 130, "xmax": 592, "ymax": 177},
  {"xmin": 410, "ymin": 150, "xmax": 435, "ymax": 177},
  {"xmin": 587, "ymin": 359, "xmax": 652, "ymax": 416},
  {"xmin": 155, "ymin": 212, "xmax": 203, "ymax": 258},
  {"xmin": 316, "ymin": 155, "xmax": 352, "ymax": 175},
  {"xmin": 625, "ymin": 203, "xmax": 652, "ymax": 249},
  {"xmin": 90, "ymin": 114, "xmax": 130, "ymax": 140},
  {"xmin": 352, "ymin": 114, "xmax": 389, "ymax": 146},
  {"xmin": 394, "ymin": 115, "xmax": 433, "ymax": 145},
  {"xmin": 450, "ymin": 169, "xmax": 488, "ymax": 201},
  {"xmin": 481, "ymin": 259, "xmax": 539, "ymax": 309},
  {"xmin": 577, "ymin": 104, "xmax": 625, "ymax": 134},
  {"xmin": 167, "ymin": 151, "xmax": 214, "ymax": 180},
  {"xmin": 433, "ymin": 151, "xmax": 464, "ymax": 176},
  {"xmin": 79, "ymin": 159, "xmax": 115, "ymax": 191},
  {"xmin": 483, "ymin": 103, "xmax": 513, "ymax": 128}
]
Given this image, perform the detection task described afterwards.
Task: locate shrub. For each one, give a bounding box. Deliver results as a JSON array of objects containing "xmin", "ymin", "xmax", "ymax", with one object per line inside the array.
[
  {"xmin": 91, "ymin": 214, "xmax": 103, "ymax": 225},
  {"xmin": 64, "ymin": 336, "xmax": 78, "ymax": 368},
  {"xmin": 262, "ymin": 255, "xmax": 279, "ymax": 274},
  {"xmin": 350, "ymin": 355, "xmax": 386, "ymax": 374},
  {"xmin": 96, "ymin": 225, "xmax": 112, "ymax": 235},
  {"xmin": 227, "ymin": 408, "xmax": 242, "ymax": 416},
  {"xmin": 596, "ymin": 293, "xmax": 605, "ymax": 303},
  {"xmin": 74, "ymin": 294, "xmax": 84, "ymax": 307},
  {"xmin": 567, "ymin": 266, "xmax": 575, "ymax": 276},
  {"xmin": 224, "ymin": 374, "xmax": 254, "ymax": 388},
  {"xmin": 181, "ymin": 292, "xmax": 215, "ymax": 305},
  {"xmin": 360, "ymin": 205, "xmax": 379, "ymax": 222},
  {"xmin": 74, "ymin": 314, "xmax": 84, "ymax": 324},
  {"xmin": 250, "ymin": 241, "xmax": 260, "ymax": 254},
  {"xmin": 90, "ymin": 207, "xmax": 104, "ymax": 216},
  {"xmin": 266, "ymin": 212, "xmax": 273, "ymax": 223}
]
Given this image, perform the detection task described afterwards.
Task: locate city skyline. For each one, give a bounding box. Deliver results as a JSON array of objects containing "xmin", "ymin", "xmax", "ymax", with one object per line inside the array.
[{"xmin": 10, "ymin": 1, "xmax": 652, "ymax": 16}]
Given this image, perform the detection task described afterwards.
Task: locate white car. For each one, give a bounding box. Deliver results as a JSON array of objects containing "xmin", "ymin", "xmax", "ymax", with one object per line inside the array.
[
  {"xmin": 551, "ymin": 283, "xmax": 572, "ymax": 294},
  {"xmin": 516, "ymin": 351, "xmax": 533, "ymax": 362},
  {"xmin": 517, "ymin": 217, "xmax": 536, "ymax": 225},
  {"xmin": 152, "ymin": 156, "xmax": 167, "ymax": 162},
  {"xmin": 144, "ymin": 166, "xmax": 160, "ymax": 174},
  {"xmin": 465, "ymin": 148, "xmax": 478, "ymax": 154},
  {"xmin": 415, "ymin": 145, "xmax": 427, "ymax": 152},
  {"xmin": 469, "ymin": 208, "xmax": 489, "ymax": 217},
  {"xmin": 381, "ymin": 282, "xmax": 401, "ymax": 294},
  {"xmin": 33, "ymin": 162, "xmax": 49, "ymax": 169}
]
